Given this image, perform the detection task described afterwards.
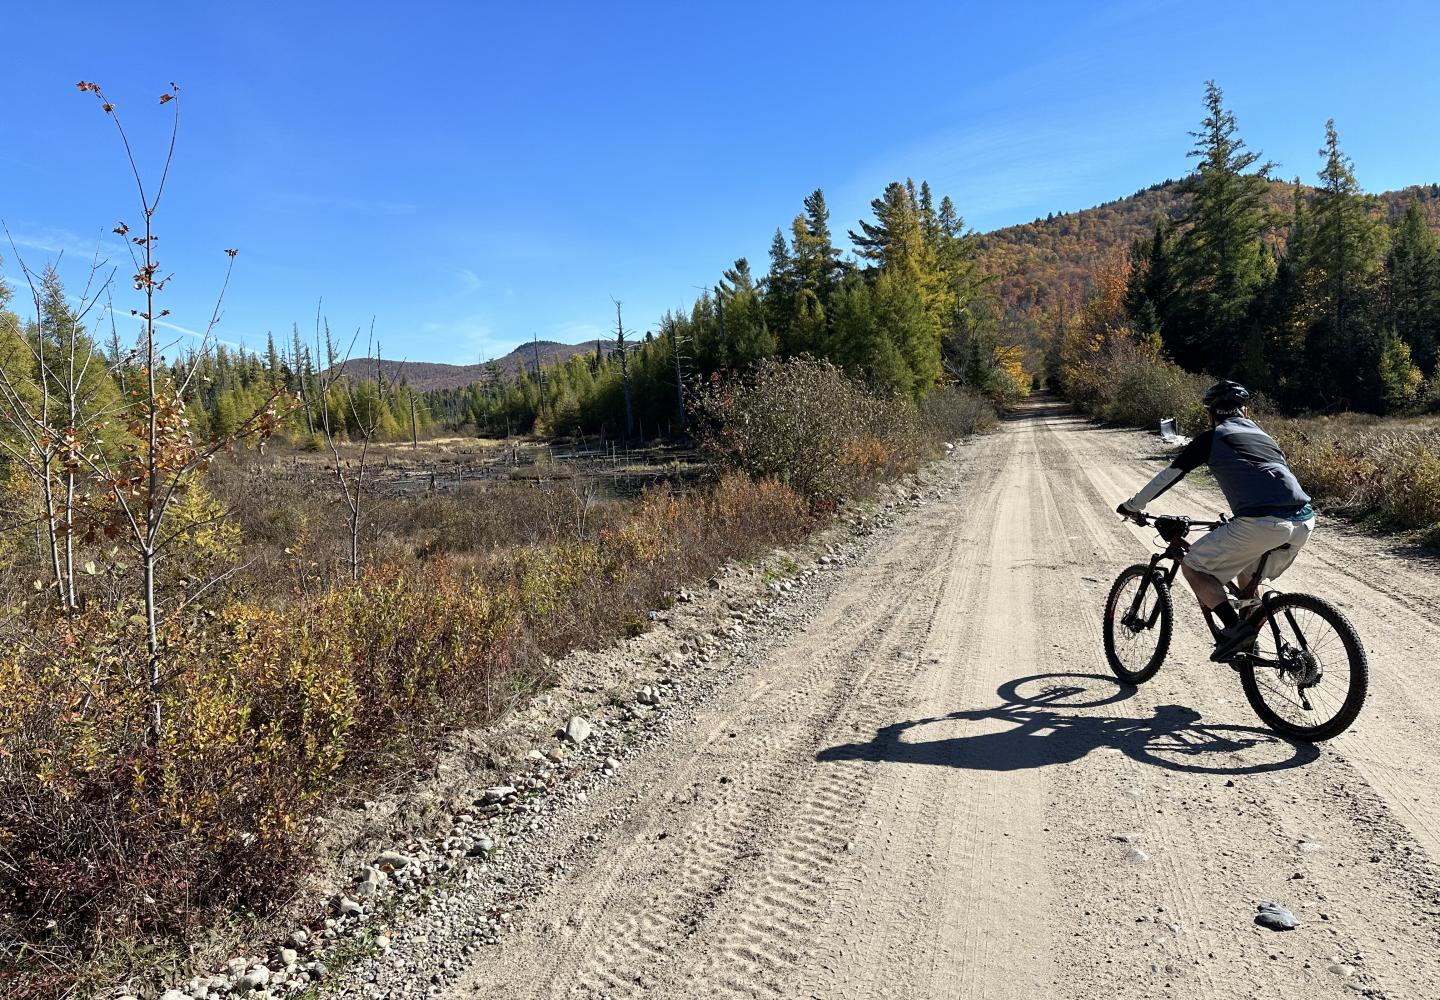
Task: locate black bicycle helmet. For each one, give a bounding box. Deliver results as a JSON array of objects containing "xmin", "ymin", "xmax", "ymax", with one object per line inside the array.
[{"xmin": 1202, "ymin": 380, "xmax": 1251, "ymax": 415}]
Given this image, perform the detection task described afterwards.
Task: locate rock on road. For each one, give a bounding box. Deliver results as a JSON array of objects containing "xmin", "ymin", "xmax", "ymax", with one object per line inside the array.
[{"xmin": 446, "ymin": 400, "xmax": 1440, "ymax": 1000}]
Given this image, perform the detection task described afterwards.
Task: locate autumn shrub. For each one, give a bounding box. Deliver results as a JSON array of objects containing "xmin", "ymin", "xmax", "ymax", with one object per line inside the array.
[
  {"xmin": 1270, "ymin": 415, "xmax": 1440, "ymax": 537},
  {"xmin": 920, "ymin": 386, "xmax": 998, "ymax": 440},
  {"xmin": 691, "ymin": 358, "xmax": 933, "ymax": 502},
  {"xmin": 0, "ymin": 469, "xmax": 814, "ymax": 989},
  {"xmin": 1064, "ymin": 333, "xmax": 1209, "ymax": 433}
]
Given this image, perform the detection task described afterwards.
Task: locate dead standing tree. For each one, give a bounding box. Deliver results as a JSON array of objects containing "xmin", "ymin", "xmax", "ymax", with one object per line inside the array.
[
  {"xmin": 612, "ymin": 299, "xmax": 635, "ymax": 441},
  {"xmin": 314, "ymin": 317, "xmax": 387, "ymax": 582}
]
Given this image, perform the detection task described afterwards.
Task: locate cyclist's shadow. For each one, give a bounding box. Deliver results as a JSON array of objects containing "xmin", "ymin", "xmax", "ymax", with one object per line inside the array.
[{"xmin": 817, "ymin": 673, "xmax": 1320, "ymax": 776}]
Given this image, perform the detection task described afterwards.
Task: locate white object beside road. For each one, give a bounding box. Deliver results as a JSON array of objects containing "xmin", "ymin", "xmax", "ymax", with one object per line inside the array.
[{"xmin": 1159, "ymin": 417, "xmax": 1191, "ymax": 446}]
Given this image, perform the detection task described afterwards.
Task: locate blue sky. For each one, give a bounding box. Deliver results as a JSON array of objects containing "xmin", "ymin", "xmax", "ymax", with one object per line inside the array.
[{"xmin": 2, "ymin": 1, "xmax": 1438, "ymax": 364}]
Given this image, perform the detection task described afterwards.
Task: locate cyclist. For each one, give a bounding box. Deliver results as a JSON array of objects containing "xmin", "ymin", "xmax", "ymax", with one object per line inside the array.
[{"xmin": 1116, "ymin": 381, "xmax": 1315, "ymax": 661}]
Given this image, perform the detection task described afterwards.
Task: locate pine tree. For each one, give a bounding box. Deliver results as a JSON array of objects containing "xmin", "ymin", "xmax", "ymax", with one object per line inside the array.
[
  {"xmin": 849, "ymin": 181, "xmax": 924, "ymax": 271},
  {"xmin": 718, "ymin": 259, "xmax": 776, "ymax": 366},
  {"xmin": 1307, "ymin": 119, "xmax": 1388, "ymax": 407},
  {"xmin": 1386, "ymin": 200, "xmax": 1440, "ymax": 372},
  {"xmin": 764, "ymin": 228, "xmax": 797, "ymax": 351},
  {"xmin": 793, "ymin": 189, "xmax": 843, "ymax": 307},
  {"xmin": 1168, "ymin": 81, "xmax": 1275, "ymax": 378}
]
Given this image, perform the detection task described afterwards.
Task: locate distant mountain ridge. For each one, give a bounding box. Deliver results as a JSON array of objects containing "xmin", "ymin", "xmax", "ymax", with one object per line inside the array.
[
  {"xmin": 974, "ymin": 179, "xmax": 1440, "ymax": 318},
  {"xmin": 329, "ymin": 339, "xmax": 606, "ymax": 391}
]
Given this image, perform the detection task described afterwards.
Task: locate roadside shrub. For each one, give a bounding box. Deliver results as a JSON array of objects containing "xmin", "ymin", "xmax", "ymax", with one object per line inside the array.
[
  {"xmin": 690, "ymin": 358, "xmax": 931, "ymax": 502},
  {"xmin": 1064, "ymin": 333, "xmax": 1209, "ymax": 433},
  {"xmin": 920, "ymin": 386, "xmax": 998, "ymax": 440},
  {"xmin": 1271, "ymin": 415, "xmax": 1440, "ymax": 536}
]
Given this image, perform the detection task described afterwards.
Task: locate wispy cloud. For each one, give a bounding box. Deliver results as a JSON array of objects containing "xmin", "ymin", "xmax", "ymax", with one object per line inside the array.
[
  {"xmin": 1, "ymin": 223, "xmax": 120, "ymax": 261},
  {"xmin": 455, "ymin": 267, "xmax": 483, "ymax": 293},
  {"xmin": 841, "ymin": 100, "xmax": 1178, "ymax": 233}
]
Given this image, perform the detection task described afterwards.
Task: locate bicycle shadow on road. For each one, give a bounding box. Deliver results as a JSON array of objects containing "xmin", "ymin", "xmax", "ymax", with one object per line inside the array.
[{"xmin": 817, "ymin": 672, "xmax": 1320, "ymax": 776}]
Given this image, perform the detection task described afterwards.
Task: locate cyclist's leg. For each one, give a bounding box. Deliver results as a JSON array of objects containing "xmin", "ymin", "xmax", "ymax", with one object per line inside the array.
[
  {"xmin": 1180, "ymin": 560, "xmax": 1228, "ymax": 609},
  {"xmin": 1185, "ymin": 518, "xmax": 1292, "ymax": 646}
]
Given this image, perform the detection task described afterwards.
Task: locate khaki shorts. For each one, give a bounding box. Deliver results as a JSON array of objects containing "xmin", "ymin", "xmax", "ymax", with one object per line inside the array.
[{"xmin": 1183, "ymin": 515, "xmax": 1315, "ymax": 585}]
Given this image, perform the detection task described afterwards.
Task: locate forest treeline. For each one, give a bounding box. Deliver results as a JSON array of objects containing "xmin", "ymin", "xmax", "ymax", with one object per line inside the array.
[
  {"xmin": 422, "ymin": 183, "xmax": 1030, "ymax": 438},
  {"xmin": 2, "ymin": 175, "xmax": 1033, "ymax": 450},
  {"xmin": 1059, "ymin": 82, "xmax": 1440, "ymax": 416}
]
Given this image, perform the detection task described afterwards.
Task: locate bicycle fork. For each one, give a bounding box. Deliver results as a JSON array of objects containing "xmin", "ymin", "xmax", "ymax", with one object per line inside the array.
[{"xmin": 1125, "ymin": 554, "xmax": 1179, "ymax": 630}]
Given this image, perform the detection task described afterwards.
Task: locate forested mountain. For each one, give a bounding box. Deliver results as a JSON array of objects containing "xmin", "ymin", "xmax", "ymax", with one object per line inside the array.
[
  {"xmin": 328, "ymin": 339, "xmax": 605, "ymax": 391},
  {"xmin": 977, "ymin": 178, "xmax": 1440, "ymax": 322},
  {"xmin": 10, "ymin": 83, "xmax": 1439, "ymax": 450}
]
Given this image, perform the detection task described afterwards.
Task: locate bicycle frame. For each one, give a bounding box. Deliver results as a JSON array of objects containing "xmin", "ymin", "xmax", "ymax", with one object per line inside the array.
[{"xmin": 1122, "ymin": 516, "xmax": 1314, "ymax": 666}]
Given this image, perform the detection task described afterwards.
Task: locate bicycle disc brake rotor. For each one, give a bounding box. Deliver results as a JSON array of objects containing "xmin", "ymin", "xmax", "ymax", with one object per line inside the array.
[{"xmin": 1279, "ymin": 644, "xmax": 1323, "ymax": 688}]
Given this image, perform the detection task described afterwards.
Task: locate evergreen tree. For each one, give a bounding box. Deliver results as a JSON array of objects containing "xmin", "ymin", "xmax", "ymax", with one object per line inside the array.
[
  {"xmin": 1307, "ymin": 119, "xmax": 1388, "ymax": 407},
  {"xmin": 793, "ymin": 189, "xmax": 844, "ymax": 307},
  {"xmin": 1386, "ymin": 200, "xmax": 1440, "ymax": 372},
  {"xmin": 717, "ymin": 259, "xmax": 776, "ymax": 366},
  {"xmin": 764, "ymin": 228, "xmax": 798, "ymax": 351},
  {"xmin": 1167, "ymin": 81, "xmax": 1275, "ymax": 380}
]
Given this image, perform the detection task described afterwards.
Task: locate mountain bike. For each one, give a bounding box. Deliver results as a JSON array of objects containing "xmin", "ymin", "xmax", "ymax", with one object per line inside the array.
[{"xmin": 1102, "ymin": 513, "xmax": 1368, "ymax": 742}]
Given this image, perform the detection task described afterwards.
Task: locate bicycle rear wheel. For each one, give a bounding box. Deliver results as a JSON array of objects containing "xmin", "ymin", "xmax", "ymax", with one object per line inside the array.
[
  {"xmin": 1239, "ymin": 592, "xmax": 1367, "ymax": 742},
  {"xmin": 1103, "ymin": 565, "xmax": 1172, "ymax": 684}
]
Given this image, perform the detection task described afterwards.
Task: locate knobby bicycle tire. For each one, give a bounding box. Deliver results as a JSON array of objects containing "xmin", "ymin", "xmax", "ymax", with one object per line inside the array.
[
  {"xmin": 1103, "ymin": 564, "xmax": 1172, "ymax": 684},
  {"xmin": 1239, "ymin": 592, "xmax": 1368, "ymax": 742}
]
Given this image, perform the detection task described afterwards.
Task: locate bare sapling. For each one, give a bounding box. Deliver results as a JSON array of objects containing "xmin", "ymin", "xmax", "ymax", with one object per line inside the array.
[
  {"xmin": 313, "ymin": 316, "xmax": 389, "ymax": 581},
  {"xmin": 70, "ymin": 81, "xmax": 290, "ymax": 744}
]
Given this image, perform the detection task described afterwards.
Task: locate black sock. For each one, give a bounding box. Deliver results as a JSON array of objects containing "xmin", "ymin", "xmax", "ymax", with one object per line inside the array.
[{"xmin": 1213, "ymin": 601, "xmax": 1239, "ymax": 629}]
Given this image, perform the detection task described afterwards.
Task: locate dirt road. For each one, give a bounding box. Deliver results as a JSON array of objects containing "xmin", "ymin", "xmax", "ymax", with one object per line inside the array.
[{"xmin": 447, "ymin": 400, "xmax": 1440, "ymax": 1000}]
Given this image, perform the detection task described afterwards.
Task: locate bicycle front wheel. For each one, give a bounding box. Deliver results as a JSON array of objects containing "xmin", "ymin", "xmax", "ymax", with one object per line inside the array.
[
  {"xmin": 1103, "ymin": 564, "xmax": 1172, "ymax": 684},
  {"xmin": 1239, "ymin": 592, "xmax": 1367, "ymax": 742}
]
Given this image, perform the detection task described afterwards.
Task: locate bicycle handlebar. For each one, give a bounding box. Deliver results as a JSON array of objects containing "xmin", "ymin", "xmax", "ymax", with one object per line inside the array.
[{"xmin": 1119, "ymin": 509, "xmax": 1226, "ymax": 530}]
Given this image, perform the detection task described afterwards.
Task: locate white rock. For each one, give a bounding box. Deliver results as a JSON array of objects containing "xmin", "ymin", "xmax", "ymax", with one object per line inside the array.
[
  {"xmin": 483, "ymin": 785, "xmax": 516, "ymax": 804},
  {"xmin": 238, "ymin": 964, "xmax": 271, "ymax": 991},
  {"xmin": 564, "ymin": 716, "xmax": 593, "ymax": 745}
]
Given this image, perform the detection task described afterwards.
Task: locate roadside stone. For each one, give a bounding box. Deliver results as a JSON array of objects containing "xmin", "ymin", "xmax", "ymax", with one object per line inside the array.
[
  {"xmin": 376, "ymin": 850, "xmax": 418, "ymax": 871},
  {"xmin": 1255, "ymin": 902, "xmax": 1300, "ymax": 931},
  {"xmin": 337, "ymin": 896, "xmax": 363, "ymax": 918},
  {"xmin": 564, "ymin": 716, "xmax": 593, "ymax": 745},
  {"xmin": 483, "ymin": 785, "xmax": 516, "ymax": 804},
  {"xmin": 238, "ymin": 965, "xmax": 271, "ymax": 991}
]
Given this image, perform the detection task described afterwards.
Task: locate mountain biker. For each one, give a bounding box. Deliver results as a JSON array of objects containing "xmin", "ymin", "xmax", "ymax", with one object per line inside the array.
[{"xmin": 1116, "ymin": 381, "xmax": 1315, "ymax": 662}]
